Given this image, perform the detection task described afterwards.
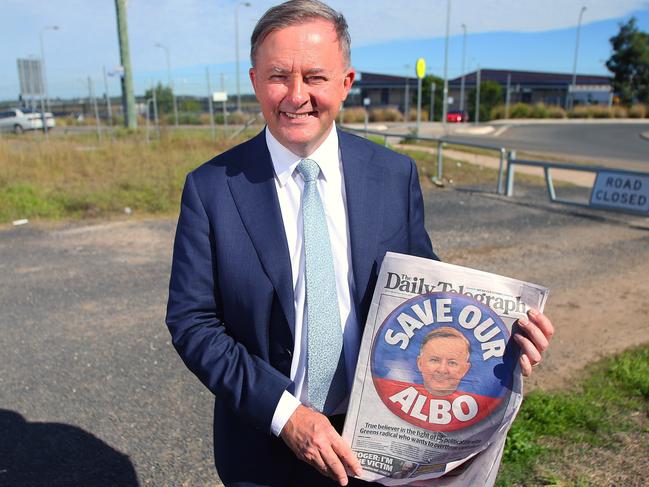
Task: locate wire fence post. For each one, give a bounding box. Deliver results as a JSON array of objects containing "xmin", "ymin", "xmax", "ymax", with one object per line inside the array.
[
  {"xmin": 497, "ymin": 147, "xmax": 506, "ymax": 194},
  {"xmin": 89, "ymin": 76, "xmax": 102, "ymax": 141},
  {"xmin": 436, "ymin": 140, "xmax": 444, "ymax": 180},
  {"xmin": 206, "ymin": 68, "xmax": 216, "ymax": 141},
  {"xmin": 505, "ymin": 149, "xmax": 516, "ymax": 196}
]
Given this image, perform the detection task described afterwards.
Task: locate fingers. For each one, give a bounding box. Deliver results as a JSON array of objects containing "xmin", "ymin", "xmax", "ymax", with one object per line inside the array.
[
  {"xmin": 528, "ymin": 308, "xmax": 554, "ymax": 341},
  {"xmin": 514, "ymin": 309, "xmax": 555, "ymax": 376},
  {"xmin": 519, "ymin": 351, "xmax": 533, "ymax": 377},
  {"xmin": 517, "ymin": 315, "xmax": 550, "ymax": 354},
  {"xmin": 320, "ymin": 443, "xmax": 350, "ymax": 485},
  {"xmin": 331, "ymin": 434, "xmax": 363, "ymax": 478},
  {"xmin": 280, "ymin": 405, "xmax": 362, "ymax": 485}
]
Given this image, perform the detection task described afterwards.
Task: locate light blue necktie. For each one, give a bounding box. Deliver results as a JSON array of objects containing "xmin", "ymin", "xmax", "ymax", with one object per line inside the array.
[{"xmin": 297, "ymin": 158, "xmax": 346, "ymax": 413}]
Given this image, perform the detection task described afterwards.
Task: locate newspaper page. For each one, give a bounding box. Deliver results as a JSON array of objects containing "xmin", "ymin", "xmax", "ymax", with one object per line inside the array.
[{"xmin": 342, "ymin": 252, "xmax": 549, "ymax": 485}]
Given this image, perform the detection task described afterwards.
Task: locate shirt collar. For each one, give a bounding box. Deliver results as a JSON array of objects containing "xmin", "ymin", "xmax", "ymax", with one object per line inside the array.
[{"xmin": 265, "ymin": 124, "xmax": 340, "ymax": 187}]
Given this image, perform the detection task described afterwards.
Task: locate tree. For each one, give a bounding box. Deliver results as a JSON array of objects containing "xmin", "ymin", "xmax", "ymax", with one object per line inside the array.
[
  {"xmin": 421, "ymin": 75, "xmax": 444, "ymax": 121},
  {"xmin": 468, "ymin": 81, "xmax": 502, "ymax": 121},
  {"xmin": 606, "ymin": 17, "xmax": 649, "ymax": 105},
  {"xmin": 144, "ymin": 83, "xmax": 174, "ymax": 114}
]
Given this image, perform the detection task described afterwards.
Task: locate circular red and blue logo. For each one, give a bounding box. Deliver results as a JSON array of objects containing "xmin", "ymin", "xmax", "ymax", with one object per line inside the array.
[{"xmin": 371, "ymin": 292, "xmax": 518, "ymax": 434}]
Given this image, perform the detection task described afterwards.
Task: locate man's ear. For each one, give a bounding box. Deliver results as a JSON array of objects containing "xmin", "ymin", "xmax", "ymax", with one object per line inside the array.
[
  {"xmin": 341, "ymin": 67, "xmax": 356, "ymax": 101},
  {"xmin": 249, "ymin": 68, "xmax": 257, "ymax": 92}
]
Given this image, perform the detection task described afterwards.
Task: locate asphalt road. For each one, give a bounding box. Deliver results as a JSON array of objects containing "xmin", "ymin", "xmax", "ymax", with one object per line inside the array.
[{"xmin": 445, "ymin": 122, "xmax": 649, "ymax": 168}]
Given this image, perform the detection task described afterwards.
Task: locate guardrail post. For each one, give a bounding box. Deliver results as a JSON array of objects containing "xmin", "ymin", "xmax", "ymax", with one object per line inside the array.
[
  {"xmin": 544, "ymin": 167, "xmax": 556, "ymax": 202},
  {"xmin": 497, "ymin": 148, "xmax": 506, "ymax": 195},
  {"xmin": 436, "ymin": 141, "xmax": 444, "ymax": 181},
  {"xmin": 505, "ymin": 150, "xmax": 516, "ymax": 196}
]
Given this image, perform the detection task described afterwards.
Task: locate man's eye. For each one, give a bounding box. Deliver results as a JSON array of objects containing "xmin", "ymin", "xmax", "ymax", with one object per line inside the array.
[
  {"xmin": 306, "ymin": 76, "xmax": 326, "ymax": 83},
  {"xmin": 270, "ymin": 75, "xmax": 287, "ymax": 81},
  {"xmin": 448, "ymin": 361, "xmax": 458, "ymax": 367}
]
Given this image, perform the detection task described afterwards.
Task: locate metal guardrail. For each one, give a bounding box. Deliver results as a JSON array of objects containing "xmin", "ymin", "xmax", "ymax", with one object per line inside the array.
[
  {"xmin": 505, "ymin": 157, "xmax": 649, "ymax": 214},
  {"xmin": 340, "ymin": 125, "xmax": 649, "ymax": 215},
  {"xmin": 339, "ymin": 125, "xmax": 509, "ymax": 193}
]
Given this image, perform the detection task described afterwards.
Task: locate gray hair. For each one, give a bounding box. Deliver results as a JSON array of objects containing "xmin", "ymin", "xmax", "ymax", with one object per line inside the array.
[
  {"xmin": 250, "ymin": 0, "xmax": 351, "ymax": 67},
  {"xmin": 420, "ymin": 327, "xmax": 471, "ymax": 359}
]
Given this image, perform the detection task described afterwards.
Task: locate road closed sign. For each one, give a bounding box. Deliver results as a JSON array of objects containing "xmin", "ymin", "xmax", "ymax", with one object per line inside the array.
[{"xmin": 589, "ymin": 170, "xmax": 649, "ymax": 214}]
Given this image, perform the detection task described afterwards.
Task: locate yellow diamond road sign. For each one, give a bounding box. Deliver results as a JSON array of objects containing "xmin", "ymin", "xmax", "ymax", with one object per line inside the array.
[{"xmin": 416, "ymin": 58, "xmax": 426, "ymax": 79}]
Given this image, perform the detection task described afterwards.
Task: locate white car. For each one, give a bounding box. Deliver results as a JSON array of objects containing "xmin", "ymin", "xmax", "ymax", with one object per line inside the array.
[{"xmin": 0, "ymin": 108, "xmax": 56, "ymax": 134}]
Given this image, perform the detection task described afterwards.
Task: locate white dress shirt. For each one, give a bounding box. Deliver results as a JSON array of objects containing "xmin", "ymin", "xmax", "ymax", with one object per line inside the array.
[{"xmin": 266, "ymin": 125, "xmax": 362, "ymax": 436}]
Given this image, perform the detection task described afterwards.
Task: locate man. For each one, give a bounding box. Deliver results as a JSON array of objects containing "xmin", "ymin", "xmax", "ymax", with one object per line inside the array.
[
  {"xmin": 165, "ymin": 1, "xmax": 554, "ymax": 486},
  {"xmin": 417, "ymin": 328, "xmax": 472, "ymax": 397}
]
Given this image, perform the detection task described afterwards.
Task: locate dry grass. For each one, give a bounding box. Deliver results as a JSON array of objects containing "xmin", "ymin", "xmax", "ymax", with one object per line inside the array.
[{"xmin": 0, "ymin": 129, "xmax": 255, "ymax": 222}]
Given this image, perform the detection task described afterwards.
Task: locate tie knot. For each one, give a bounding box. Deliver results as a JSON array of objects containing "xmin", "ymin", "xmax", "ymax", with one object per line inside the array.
[{"xmin": 297, "ymin": 159, "xmax": 320, "ymax": 183}]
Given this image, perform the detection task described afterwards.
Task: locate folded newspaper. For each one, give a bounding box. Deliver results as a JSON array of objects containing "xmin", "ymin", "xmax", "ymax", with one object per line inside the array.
[{"xmin": 342, "ymin": 252, "xmax": 549, "ymax": 485}]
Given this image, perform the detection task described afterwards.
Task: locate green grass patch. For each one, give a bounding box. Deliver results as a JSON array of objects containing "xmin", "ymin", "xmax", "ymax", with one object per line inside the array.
[
  {"xmin": 497, "ymin": 344, "xmax": 649, "ymax": 486},
  {"xmin": 0, "ymin": 129, "xmax": 260, "ymax": 223}
]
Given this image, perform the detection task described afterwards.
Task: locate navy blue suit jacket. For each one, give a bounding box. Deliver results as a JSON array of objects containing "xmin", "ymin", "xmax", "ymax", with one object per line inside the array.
[{"xmin": 166, "ymin": 129, "xmax": 436, "ymax": 485}]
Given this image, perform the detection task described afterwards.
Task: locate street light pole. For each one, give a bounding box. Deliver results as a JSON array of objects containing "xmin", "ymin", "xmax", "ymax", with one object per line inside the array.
[
  {"xmin": 39, "ymin": 25, "xmax": 59, "ymax": 115},
  {"xmin": 155, "ymin": 42, "xmax": 179, "ymax": 127},
  {"xmin": 235, "ymin": 2, "xmax": 251, "ymax": 113},
  {"xmin": 441, "ymin": 0, "xmax": 451, "ymax": 127},
  {"xmin": 568, "ymin": 6, "xmax": 587, "ymax": 111},
  {"xmin": 459, "ymin": 24, "xmax": 467, "ymax": 114},
  {"xmin": 403, "ymin": 64, "xmax": 411, "ymax": 122}
]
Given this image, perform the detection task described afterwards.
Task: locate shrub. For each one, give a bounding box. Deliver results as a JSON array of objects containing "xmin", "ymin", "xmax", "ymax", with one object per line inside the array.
[
  {"xmin": 530, "ymin": 103, "xmax": 549, "ymax": 119},
  {"xmin": 408, "ymin": 107, "xmax": 429, "ymax": 122},
  {"xmin": 628, "ymin": 104, "xmax": 648, "ymax": 118},
  {"xmin": 370, "ymin": 107, "xmax": 404, "ymax": 122},
  {"xmin": 612, "ymin": 106, "xmax": 628, "ymax": 118},
  {"xmin": 567, "ymin": 105, "xmax": 625, "ymax": 119},
  {"xmin": 490, "ymin": 105, "xmax": 506, "ymax": 120},
  {"xmin": 339, "ymin": 107, "xmax": 366, "ymax": 123},
  {"xmin": 509, "ymin": 103, "xmax": 532, "ymax": 118},
  {"xmin": 546, "ymin": 105, "xmax": 567, "ymax": 118}
]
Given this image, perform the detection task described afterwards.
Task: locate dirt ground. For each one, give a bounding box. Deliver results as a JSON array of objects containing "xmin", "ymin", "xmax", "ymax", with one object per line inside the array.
[{"xmin": 3, "ymin": 176, "xmax": 648, "ymax": 486}]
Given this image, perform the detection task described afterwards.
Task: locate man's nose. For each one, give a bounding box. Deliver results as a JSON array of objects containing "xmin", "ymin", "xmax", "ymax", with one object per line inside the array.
[
  {"xmin": 437, "ymin": 361, "xmax": 450, "ymax": 374},
  {"xmin": 286, "ymin": 76, "xmax": 309, "ymax": 107}
]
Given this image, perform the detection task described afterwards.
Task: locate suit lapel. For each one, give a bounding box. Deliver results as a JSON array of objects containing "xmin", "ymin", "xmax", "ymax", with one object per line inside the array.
[
  {"xmin": 227, "ymin": 132, "xmax": 296, "ymax": 336},
  {"xmin": 339, "ymin": 130, "xmax": 384, "ymax": 312}
]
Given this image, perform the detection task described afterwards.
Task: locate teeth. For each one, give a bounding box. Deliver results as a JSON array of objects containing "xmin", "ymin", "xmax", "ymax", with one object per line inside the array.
[{"xmin": 284, "ymin": 112, "xmax": 310, "ymax": 119}]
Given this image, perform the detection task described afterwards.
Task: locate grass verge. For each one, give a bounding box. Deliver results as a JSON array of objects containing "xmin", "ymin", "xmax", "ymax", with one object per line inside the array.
[
  {"xmin": 0, "ymin": 129, "xmax": 258, "ymax": 223},
  {"xmin": 497, "ymin": 344, "xmax": 649, "ymax": 486},
  {"xmin": 396, "ymin": 147, "xmax": 549, "ymax": 190},
  {"xmin": 1, "ymin": 131, "xmax": 524, "ymax": 224}
]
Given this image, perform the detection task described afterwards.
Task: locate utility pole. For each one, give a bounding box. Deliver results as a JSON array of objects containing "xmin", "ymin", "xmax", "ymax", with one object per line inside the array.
[
  {"xmin": 505, "ymin": 73, "xmax": 511, "ymax": 119},
  {"xmin": 115, "ymin": 0, "xmax": 137, "ymax": 129},
  {"xmin": 568, "ymin": 6, "xmax": 587, "ymax": 111},
  {"xmin": 441, "ymin": 0, "xmax": 451, "ymax": 127},
  {"xmin": 221, "ymin": 72, "xmax": 228, "ymax": 128},
  {"xmin": 474, "ymin": 67, "xmax": 481, "ymax": 124},
  {"xmin": 459, "ymin": 24, "xmax": 467, "ymax": 113},
  {"xmin": 155, "ymin": 42, "xmax": 179, "ymax": 127},
  {"xmin": 235, "ymin": 2, "xmax": 251, "ymax": 113},
  {"xmin": 430, "ymin": 82, "xmax": 436, "ymax": 121}
]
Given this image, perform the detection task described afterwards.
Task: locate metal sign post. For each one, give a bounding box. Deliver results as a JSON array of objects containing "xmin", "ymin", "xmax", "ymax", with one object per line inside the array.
[{"xmin": 415, "ymin": 58, "xmax": 426, "ymax": 137}]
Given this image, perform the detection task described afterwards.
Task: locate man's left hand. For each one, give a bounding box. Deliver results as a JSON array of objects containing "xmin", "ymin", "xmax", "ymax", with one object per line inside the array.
[{"xmin": 513, "ymin": 308, "xmax": 554, "ymax": 377}]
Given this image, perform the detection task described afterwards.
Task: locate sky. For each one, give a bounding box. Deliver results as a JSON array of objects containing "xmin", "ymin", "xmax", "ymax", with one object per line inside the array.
[{"xmin": 2, "ymin": 0, "xmax": 649, "ymax": 101}]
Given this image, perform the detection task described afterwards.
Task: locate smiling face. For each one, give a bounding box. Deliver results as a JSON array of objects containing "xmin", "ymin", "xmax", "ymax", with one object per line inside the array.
[
  {"xmin": 249, "ymin": 19, "xmax": 355, "ymax": 157},
  {"xmin": 417, "ymin": 335, "xmax": 471, "ymax": 396}
]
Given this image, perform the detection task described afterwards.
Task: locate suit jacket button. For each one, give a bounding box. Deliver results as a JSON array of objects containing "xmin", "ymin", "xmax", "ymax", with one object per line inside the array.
[{"xmin": 285, "ymin": 348, "xmax": 292, "ymax": 357}]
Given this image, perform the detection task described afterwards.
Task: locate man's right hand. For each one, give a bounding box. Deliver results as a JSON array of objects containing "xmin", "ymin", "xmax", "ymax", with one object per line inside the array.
[{"xmin": 280, "ymin": 405, "xmax": 363, "ymax": 486}]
